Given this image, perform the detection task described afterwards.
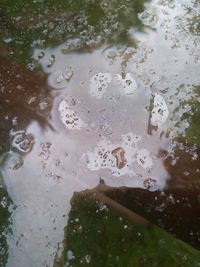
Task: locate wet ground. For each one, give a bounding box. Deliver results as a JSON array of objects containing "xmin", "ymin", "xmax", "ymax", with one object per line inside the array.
[{"xmin": 0, "ymin": 0, "xmax": 200, "ymax": 266}]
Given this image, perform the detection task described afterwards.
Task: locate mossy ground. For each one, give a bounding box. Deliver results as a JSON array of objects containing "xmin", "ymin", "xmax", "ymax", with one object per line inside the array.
[
  {"xmin": 54, "ymin": 192, "xmax": 200, "ymax": 267},
  {"xmin": 0, "ymin": 187, "xmax": 12, "ymax": 267}
]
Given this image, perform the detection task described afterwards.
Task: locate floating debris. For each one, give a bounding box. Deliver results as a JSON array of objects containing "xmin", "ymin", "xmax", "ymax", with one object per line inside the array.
[{"xmin": 111, "ymin": 147, "xmax": 127, "ymax": 169}]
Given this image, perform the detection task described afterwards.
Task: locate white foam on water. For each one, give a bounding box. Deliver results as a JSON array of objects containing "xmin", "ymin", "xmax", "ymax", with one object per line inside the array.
[
  {"xmin": 150, "ymin": 94, "xmax": 169, "ymax": 128},
  {"xmin": 136, "ymin": 148, "xmax": 153, "ymax": 169},
  {"xmin": 89, "ymin": 72, "xmax": 112, "ymax": 99},
  {"xmin": 116, "ymin": 73, "xmax": 137, "ymax": 95},
  {"xmin": 59, "ymin": 99, "xmax": 87, "ymax": 130}
]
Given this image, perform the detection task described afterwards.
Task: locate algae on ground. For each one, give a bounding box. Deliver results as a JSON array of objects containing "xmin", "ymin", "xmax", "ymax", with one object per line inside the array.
[
  {"xmin": 175, "ymin": 85, "xmax": 200, "ymax": 146},
  {"xmin": 0, "ymin": 186, "xmax": 12, "ymax": 267}
]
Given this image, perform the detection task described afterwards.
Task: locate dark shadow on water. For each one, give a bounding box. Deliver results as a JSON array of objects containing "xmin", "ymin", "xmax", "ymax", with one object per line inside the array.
[
  {"xmin": 96, "ymin": 139, "xmax": 200, "ymax": 249},
  {"xmin": 0, "ymin": 48, "xmax": 52, "ymax": 267},
  {"xmin": 0, "ymin": 50, "xmax": 53, "ymax": 154}
]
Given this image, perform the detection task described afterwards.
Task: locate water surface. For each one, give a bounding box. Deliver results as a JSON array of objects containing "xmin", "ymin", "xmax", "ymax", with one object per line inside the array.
[{"xmin": 0, "ymin": 0, "xmax": 200, "ymax": 266}]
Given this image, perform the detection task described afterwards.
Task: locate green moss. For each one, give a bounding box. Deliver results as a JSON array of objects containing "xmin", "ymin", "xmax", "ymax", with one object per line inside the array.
[
  {"xmin": 54, "ymin": 192, "xmax": 200, "ymax": 267},
  {"xmin": 0, "ymin": 186, "xmax": 12, "ymax": 267},
  {"xmin": 184, "ymin": 101, "xmax": 200, "ymax": 146},
  {"xmin": 175, "ymin": 86, "xmax": 200, "ymax": 146}
]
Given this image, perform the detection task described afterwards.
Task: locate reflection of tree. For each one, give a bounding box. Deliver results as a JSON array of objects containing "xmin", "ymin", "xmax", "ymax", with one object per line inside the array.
[
  {"xmin": 0, "ymin": 50, "xmax": 52, "ymax": 267},
  {"xmin": 1, "ymin": 0, "xmax": 148, "ymax": 63},
  {"xmin": 0, "ymin": 53, "xmax": 52, "ymax": 156},
  {"xmin": 54, "ymin": 189, "xmax": 200, "ymax": 267}
]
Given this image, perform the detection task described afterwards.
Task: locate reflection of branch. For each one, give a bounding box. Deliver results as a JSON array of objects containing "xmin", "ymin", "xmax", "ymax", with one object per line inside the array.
[
  {"xmin": 94, "ymin": 181, "xmax": 200, "ymax": 249},
  {"xmin": 90, "ymin": 183, "xmax": 149, "ymax": 226}
]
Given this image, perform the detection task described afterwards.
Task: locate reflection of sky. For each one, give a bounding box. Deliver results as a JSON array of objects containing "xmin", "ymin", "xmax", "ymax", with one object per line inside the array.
[{"xmin": 2, "ymin": 1, "xmax": 200, "ymax": 266}]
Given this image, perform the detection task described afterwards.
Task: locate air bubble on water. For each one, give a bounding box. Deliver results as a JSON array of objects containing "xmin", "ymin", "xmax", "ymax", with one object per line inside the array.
[
  {"xmin": 63, "ymin": 67, "xmax": 73, "ymax": 81},
  {"xmin": 85, "ymin": 254, "xmax": 91, "ymax": 264},
  {"xmin": 11, "ymin": 130, "xmax": 34, "ymax": 153},
  {"xmin": 56, "ymin": 73, "xmax": 64, "ymax": 84},
  {"xmin": 12, "ymin": 116, "xmax": 18, "ymax": 126},
  {"xmin": 12, "ymin": 131, "xmax": 25, "ymax": 145},
  {"xmin": 3, "ymin": 37, "xmax": 12, "ymax": 43},
  {"xmin": 67, "ymin": 250, "xmax": 75, "ymax": 260},
  {"xmin": 116, "ymin": 73, "xmax": 137, "ymax": 95},
  {"xmin": 47, "ymin": 55, "xmax": 55, "ymax": 68},
  {"xmin": 38, "ymin": 51, "xmax": 45, "ymax": 59},
  {"xmin": 19, "ymin": 138, "xmax": 32, "ymax": 152},
  {"xmin": 7, "ymin": 153, "xmax": 24, "ymax": 170},
  {"xmin": 138, "ymin": 9, "xmax": 158, "ymax": 27},
  {"xmin": 89, "ymin": 73, "xmax": 112, "ymax": 99},
  {"xmin": 49, "ymin": 67, "xmax": 73, "ymax": 89}
]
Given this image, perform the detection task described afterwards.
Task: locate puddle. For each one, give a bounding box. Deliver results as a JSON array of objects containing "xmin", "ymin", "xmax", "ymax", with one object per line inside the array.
[{"xmin": 0, "ymin": 0, "xmax": 200, "ymax": 266}]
